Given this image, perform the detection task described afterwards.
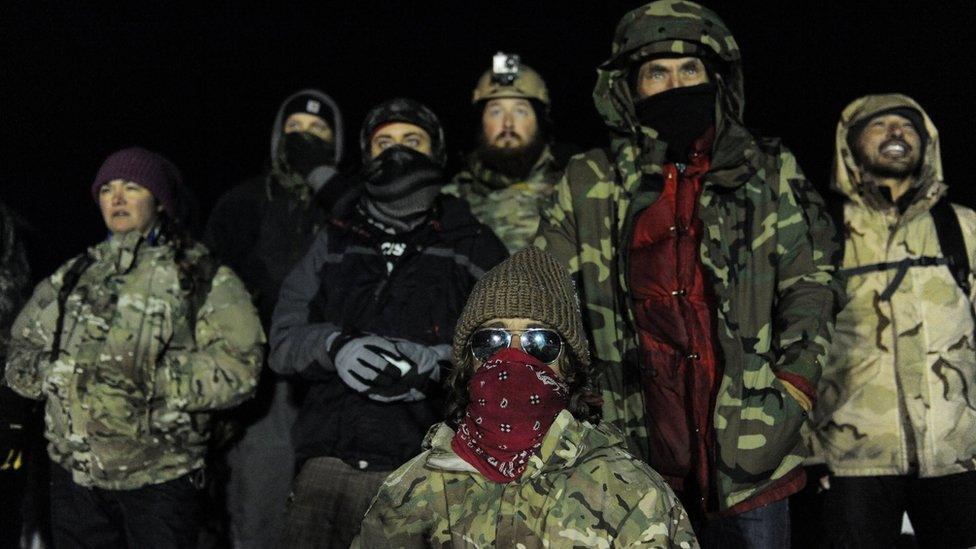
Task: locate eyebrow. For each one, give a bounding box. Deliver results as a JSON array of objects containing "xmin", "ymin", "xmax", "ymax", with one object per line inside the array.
[{"xmin": 680, "ymin": 60, "xmax": 701, "ymax": 70}]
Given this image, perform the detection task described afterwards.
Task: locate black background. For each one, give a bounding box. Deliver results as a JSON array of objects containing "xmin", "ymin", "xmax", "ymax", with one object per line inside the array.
[{"xmin": 3, "ymin": 1, "xmax": 974, "ymax": 279}]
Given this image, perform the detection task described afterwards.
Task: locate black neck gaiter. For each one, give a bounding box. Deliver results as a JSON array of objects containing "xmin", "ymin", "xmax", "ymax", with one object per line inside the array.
[
  {"xmin": 362, "ymin": 146, "xmax": 443, "ymax": 233},
  {"xmin": 282, "ymin": 132, "xmax": 336, "ymax": 176},
  {"xmin": 634, "ymin": 83, "xmax": 717, "ymax": 162}
]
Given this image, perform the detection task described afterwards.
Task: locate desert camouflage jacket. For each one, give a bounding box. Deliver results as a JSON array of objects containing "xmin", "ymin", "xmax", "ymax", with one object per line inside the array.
[
  {"xmin": 443, "ymin": 146, "xmax": 559, "ymax": 253},
  {"xmin": 5, "ymin": 231, "xmax": 264, "ymax": 489},
  {"xmin": 535, "ymin": 1, "xmax": 842, "ymax": 511},
  {"xmin": 811, "ymin": 94, "xmax": 976, "ymax": 477},
  {"xmin": 354, "ymin": 410, "xmax": 698, "ymax": 548}
]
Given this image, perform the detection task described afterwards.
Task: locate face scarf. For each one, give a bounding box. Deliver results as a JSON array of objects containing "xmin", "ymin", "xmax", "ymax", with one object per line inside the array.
[
  {"xmin": 634, "ymin": 82, "xmax": 716, "ymax": 162},
  {"xmin": 282, "ymin": 131, "xmax": 336, "ymax": 177},
  {"xmin": 451, "ymin": 347, "xmax": 569, "ymax": 483},
  {"xmin": 362, "ymin": 145, "xmax": 443, "ymax": 233}
]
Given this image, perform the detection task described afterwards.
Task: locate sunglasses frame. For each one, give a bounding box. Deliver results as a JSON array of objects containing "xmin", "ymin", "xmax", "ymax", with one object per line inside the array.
[{"xmin": 469, "ymin": 328, "xmax": 564, "ymax": 365}]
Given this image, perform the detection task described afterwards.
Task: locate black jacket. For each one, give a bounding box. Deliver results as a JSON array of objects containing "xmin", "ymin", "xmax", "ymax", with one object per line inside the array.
[{"xmin": 269, "ymin": 195, "xmax": 507, "ymax": 470}]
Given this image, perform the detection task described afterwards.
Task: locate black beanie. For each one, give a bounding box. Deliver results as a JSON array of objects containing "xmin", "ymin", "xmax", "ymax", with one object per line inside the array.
[
  {"xmin": 281, "ymin": 93, "xmax": 336, "ymax": 131},
  {"xmin": 847, "ymin": 106, "xmax": 928, "ymax": 154}
]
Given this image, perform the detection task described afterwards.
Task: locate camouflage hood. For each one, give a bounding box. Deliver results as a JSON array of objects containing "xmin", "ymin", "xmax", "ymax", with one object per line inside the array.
[
  {"xmin": 832, "ymin": 93, "xmax": 945, "ymax": 212},
  {"xmin": 594, "ymin": 0, "xmax": 744, "ymax": 141}
]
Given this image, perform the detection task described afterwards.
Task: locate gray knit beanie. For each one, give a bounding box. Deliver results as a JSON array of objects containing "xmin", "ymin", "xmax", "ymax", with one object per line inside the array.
[{"xmin": 453, "ymin": 246, "xmax": 590, "ymax": 367}]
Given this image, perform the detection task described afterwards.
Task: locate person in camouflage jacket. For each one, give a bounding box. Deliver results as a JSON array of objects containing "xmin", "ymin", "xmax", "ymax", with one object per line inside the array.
[
  {"xmin": 535, "ymin": 0, "xmax": 842, "ymax": 540},
  {"xmin": 811, "ymin": 94, "xmax": 976, "ymax": 548},
  {"xmin": 4, "ymin": 147, "xmax": 264, "ymax": 548},
  {"xmin": 355, "ymin": 247, "xmax": 698, "ymax": 548},
  {"xmin": 443, "ymin": 58, "xmax": 561, "ymax": 253}
]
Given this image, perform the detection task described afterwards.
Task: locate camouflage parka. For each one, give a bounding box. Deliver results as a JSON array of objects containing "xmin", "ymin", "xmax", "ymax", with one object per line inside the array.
[
  {"xmin": 4, "ymin": 230, "xmax": 264, "ymax": 489},
  {"xmin": 811, "ymin": 94, "xmax": 976, "ymax": 477},
  {"xmin": 443, "ymin": 146, "xmax": 560, "ymax": 253},
  {"xmin": 535, "ymin": 1, "xmax": 842, "ymax": 511},
  {"xmin": 354, "ymin": 410, "xmax": 699, "ymax": 548}
]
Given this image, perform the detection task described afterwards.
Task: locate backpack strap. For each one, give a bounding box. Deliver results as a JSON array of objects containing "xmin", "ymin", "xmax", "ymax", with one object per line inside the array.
[
  {"xmin": 930, "ymin": 197, "xmax": 972, "ymax": 296},
  {"xmin": 50, "ymin": 253, "xmax": 96, "ymax": 360}
]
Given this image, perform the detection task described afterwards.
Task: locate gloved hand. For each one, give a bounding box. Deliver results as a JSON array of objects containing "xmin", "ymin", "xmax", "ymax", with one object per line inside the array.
[{"xmin": 330, "ymin": 335, "xmax": 450, "ymax": 402}]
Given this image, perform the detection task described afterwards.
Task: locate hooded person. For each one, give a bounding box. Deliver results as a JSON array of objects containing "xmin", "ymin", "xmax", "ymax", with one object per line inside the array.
[
  {"xmin": 809, "ymin": 94, "xmax": 976, "ymax": 548},
  {"xmin": 442, "ymin": 55, "xmax": 562, "ymax": 253},
  {"xmin": 353, "ymin": 247, "xmax": 700, "ymax": 548},
  {"xmin": 268, "ymin": 98, "xmax": 508, "ymax": 547},
  {"xmin": 202, "ymin": 89, "xmax": 348, "ymax": 549},
  {"xmin": 5, "ymin": 147, "xmax": 264, "ymax": 548},
  {"xmin": 534, "ymin": 1, "xmax": 843, "ymax": 544}
]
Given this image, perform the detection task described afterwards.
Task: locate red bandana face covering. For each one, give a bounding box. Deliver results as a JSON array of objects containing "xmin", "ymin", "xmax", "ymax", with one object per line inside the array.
[{"xmin": 451, "ymin": 347, "xmax": 569, "ymax": 483}]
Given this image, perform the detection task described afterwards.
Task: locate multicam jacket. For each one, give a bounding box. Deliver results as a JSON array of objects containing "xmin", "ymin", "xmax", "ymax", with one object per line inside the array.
[
  {"xmin": 535, "ymin": 0, "xmax": 842, "ymax": 511},
  {"xmin": 5, "ymin": 231, "xmax": 264, "ymax": 489},
  {"xmin": 811, "ymin": 94, "xmax": 976, "ymax": 477},
  {"xmin": 354, "ymin": 410, "xmax": 699, "ymax": 548},
  {"xmin": 443, "ymin": 147, "xmax": 560, "ymax": 253}
]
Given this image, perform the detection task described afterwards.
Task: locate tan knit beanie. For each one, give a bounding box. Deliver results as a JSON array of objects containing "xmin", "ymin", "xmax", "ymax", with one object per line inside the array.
[{"xmin": 453, "ymin": 246, "xmax": 590, "ymax": 367}]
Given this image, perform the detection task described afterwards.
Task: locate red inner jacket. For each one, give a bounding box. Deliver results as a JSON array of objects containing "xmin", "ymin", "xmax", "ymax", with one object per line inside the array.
[{"xmin": 628, "ymin": 132, "xmax": 721, "ymax": 511}]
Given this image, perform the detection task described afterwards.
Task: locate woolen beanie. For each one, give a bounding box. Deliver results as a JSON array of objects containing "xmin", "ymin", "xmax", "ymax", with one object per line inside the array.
[
  {"xmin": 91, "ymin": 147, "xmax": 181, "ymax": 215},
  {"xmin": 453, "ymin": 246, "xmax": 590, "ymax": 367}
]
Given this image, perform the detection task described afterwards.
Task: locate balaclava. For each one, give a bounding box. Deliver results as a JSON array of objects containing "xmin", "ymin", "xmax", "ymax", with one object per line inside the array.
[{"xmin": 359, "ymin": 98, "xmax": 447, "ymax": 233}]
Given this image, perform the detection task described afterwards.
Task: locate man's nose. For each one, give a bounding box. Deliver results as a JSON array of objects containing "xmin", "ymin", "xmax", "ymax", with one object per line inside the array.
[{"xmin": 502, "ymin": 112, "xmax": 514, "ymax": 128}]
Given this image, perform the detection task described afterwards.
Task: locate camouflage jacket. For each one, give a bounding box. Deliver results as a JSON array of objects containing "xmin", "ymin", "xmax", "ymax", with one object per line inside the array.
[
  {"xmin": 4, "ymin": 231, "xmax": 264, "ymax": 489},
  {"xmin": 811, "ymin": 94, "xmax": 976, "ymax": 477},
  {"xmin": 443, "ymin": 146, "xmax": 560, "ymax": 253},
  {"xmin": 536, "ymin": 1, "xmax": 842, "ymax": 511},
  {"xmin": 354, "ymin": 410, "xmax": 699, "ymax": 548}
]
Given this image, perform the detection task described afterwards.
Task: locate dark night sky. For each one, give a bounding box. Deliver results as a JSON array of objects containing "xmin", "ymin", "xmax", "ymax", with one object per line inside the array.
[{"xmin": 2, "ymin": 1, "xmax": 974, "ymax": 279}]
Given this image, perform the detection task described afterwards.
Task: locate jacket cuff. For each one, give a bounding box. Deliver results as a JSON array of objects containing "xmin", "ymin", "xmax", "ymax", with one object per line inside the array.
[{"xmin": 775, "ymin": 372, "xmax": 815, "ymax": 412}]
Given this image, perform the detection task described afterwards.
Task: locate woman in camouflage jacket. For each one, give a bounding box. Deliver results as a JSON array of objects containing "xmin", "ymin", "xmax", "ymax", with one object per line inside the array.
[
  {"xmin": 4, "ymin": 148, "xmax": 264, "ymax": 548},
  {"xmin": 355, "ymin": 248, "xmax": 697, "ymax": 548}
]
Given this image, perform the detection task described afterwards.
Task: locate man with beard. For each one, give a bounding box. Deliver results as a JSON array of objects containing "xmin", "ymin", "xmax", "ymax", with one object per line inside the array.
[
  {"xmin": 204, "ymin": 89, "xmax": 348, "ymax": 548},
  {"xmin": 811, "ymin": 94, "xmax": 976, "ymax": 548},
  {"xmin": 443, "ymin": 54, "xmax": 560, "ymax": 253},
  {"xmin": 269, "ymin": 98, "xmax": 507, "ymax": 547},
  {"xmin": 535, "ymin": 1, "xmax": 842, "ymax": 546}
]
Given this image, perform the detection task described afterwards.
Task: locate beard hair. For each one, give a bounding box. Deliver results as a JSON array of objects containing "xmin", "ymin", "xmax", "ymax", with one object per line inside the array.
[
  {"xmin": 475, "ymin": 130, "xmax": 547, "ymax": 180},
  {"xmin": 862, "ymin": 155, "xmax": 922, "ymax": 179}
]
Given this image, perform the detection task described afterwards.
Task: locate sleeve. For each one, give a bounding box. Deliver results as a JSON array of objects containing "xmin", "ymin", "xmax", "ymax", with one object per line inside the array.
[
  {"xmin": 4, "ymin": 268, "xmax": 66, "ymax": 400},
  {"xmin": 155, "ymin": 266, "xmax": 265, "ymax": 412},
  {"xmin": 268, "ymin": 230, "xmax": 343, "ymax": 378},
  {"xmin": 617, "ymin": 490, "xmax": 700, "ymax": 548},
  {"xmin": 534, "ymin": 170, "xmax": 583, "ymax": 277},
  {"xmin": 353, "ymin": 457, "xmax": 432, "ymax": 549},
  {"xmin": 771, "ymin": 150, "xmax": 844, "ymax": 412}
]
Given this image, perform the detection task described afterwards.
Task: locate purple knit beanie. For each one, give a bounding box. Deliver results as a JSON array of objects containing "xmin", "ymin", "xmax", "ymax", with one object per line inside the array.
[{"xmin": 91, "ymin": 147, "xmax": 180, "ymax": 215}]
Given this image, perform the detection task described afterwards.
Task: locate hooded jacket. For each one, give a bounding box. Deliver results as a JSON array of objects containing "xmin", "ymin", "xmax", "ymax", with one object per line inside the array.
[
  {"xmin": 353, "ymin": 410, "xmax": 699, "ymax": 548},
  {"xmin": 536, "ymin": 0, "xmax": 842, "ymax": 511},
  {"xmin": 812, "ymin": 94, "xmax": 976, "ymax": 478},
  {"xmin": 444, "ymin": 146, "xmax": 560, "ymax": 253},
  {"xmin": 205, "ymin": 89, "xmax": 346, "ymax": 329},
  {"xmin": 4, "ymin": 231, "xmax": 264, "ymax": 489}
]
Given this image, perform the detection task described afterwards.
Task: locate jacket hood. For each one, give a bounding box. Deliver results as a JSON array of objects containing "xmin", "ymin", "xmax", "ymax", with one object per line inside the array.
[
  {"xmin": 832, "ymin": 93, "xmax": 944, "ymax": 208},
  {"xmin": 594, "ymin": 0, "xmax": 744, "ymax": 139},
  {"xmin": 269, "ymin": 89, "xmax": 345, "ymax": 165}
]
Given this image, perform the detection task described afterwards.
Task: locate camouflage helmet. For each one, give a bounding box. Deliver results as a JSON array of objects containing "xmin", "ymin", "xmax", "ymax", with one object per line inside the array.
[{"xmin": 472, "ymin": 58, "xmax": 550, "ymax": 108}]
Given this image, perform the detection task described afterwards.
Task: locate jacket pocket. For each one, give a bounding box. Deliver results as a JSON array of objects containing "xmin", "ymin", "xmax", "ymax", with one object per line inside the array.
[{"xmin": 730, "ymin": 368, "xmax": 807, "ymax": 479}]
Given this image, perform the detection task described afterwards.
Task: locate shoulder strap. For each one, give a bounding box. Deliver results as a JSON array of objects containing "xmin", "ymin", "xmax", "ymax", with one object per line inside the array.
[
  {"xmin": 930, "ymin": 197, "xmax": 971, "ymax": 295},
  {"xmin": 50, "ymin": 254, "xmax": 96, "ymax": 360}
]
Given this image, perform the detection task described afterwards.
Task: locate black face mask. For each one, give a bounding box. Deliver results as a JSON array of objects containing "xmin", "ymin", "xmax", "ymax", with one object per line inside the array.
[
  {"xmin": 634, "ymin": 83, "xmax": 717, "ymax": 162},
  {"xmin": 282, "ymin": 132, "xmax": 336, "ymax": 177},
  {"xmin": 362, "ymin": 146, "xmax": 444, "ymax": 233}
]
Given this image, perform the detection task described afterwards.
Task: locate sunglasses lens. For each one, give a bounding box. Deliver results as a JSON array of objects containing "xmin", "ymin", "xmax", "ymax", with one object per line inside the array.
[
  {"xmin": 522, "ymin": 330, "xmax": 562, "ymax": 364},
  {"xmin": 470, "ymin": 329, "xmax": 510, "ymax": 361}
]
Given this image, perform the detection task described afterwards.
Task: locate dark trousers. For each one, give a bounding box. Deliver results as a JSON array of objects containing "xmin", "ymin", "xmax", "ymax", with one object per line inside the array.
[
  {"xmin": 821, "ymin": 471, "xmax": 976, "ymax": 549},
  {"xmin": 49, "ymin": 462, "xmax": 203, "ymax": 549},
  {"xmin": 283, "ymin": 456, "xmax": 390, "ymax": 549},
  {"xmin": 695, "ymin": 499, "xmax": 790, "ymax": 549}
]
